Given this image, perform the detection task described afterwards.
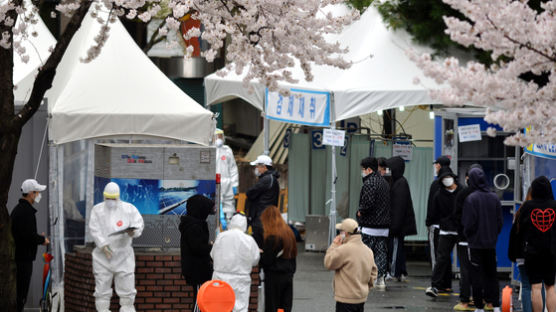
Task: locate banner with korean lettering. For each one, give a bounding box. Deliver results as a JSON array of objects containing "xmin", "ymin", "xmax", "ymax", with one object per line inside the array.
[
  {"xmin": 524, "ymin": 127, "xmax": 556, "ymax": 160},
  {"xmin": 265, "ymin": 88, "xmax": 331, "ymax": 127}
]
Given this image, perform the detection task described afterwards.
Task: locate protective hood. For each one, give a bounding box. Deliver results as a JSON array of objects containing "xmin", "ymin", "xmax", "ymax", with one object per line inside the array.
[
  {"xmin": 185, "ymin": 195, "xmax": 215, "ymax": 220},
  {"xmin": 468, "ymin": 167, "xmax": 489, "ymax": 192},
  {"xmin": 229, "ymin": 214, "xmax": 248, "ymax": 232},
  {"xmin": 438, "ymin": 171, "xmax": 457, "ymax": 182},
  {"xmin": 531, "ymin": 176, "xmax": 554, "ymax": 201},
  {"xmin": 386, "ymin": 156, "xmax": 405, "ymax": 181}
]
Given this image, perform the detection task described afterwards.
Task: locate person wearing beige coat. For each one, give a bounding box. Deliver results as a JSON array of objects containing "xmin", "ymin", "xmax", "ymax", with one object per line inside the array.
[{"xmin": 325, "ymin": 218, "xmax": 378, "ymax": 312}]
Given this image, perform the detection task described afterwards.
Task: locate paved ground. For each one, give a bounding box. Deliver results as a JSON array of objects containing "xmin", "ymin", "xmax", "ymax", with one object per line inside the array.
[{"xmin": 259, "ymin": 244, "xmax": 517, "ymax": 311}]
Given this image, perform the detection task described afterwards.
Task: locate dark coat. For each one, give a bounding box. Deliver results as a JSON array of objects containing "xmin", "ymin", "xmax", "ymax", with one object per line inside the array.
[
  {"xmin": 10, "ymin": 199, "xmax": 46, "ymax": 261},
  {"xmin": 462, "ymin": 168, "xmax": 503, "ymax": 249},
  {"xmin": 386, "ymin": 156, "xmax": 417, "ymax": 237},
  {"xmin": 517, "ymin": 176, "xmax": 556, "ymax": 257},
  {"xmin": 433, "ymin": 172, "xmax": 462, "ymax": 233},
  {"xmin": 453, "ymin": 185, "xmax": 475, "ymax": 242},
  {"xmin": 179, "ymin": 195, "xmax": 214, "ymax": 286},
  {"xmin": 246, "ymin": 169, "xmax": 280, "ymax": 221},
  {"xmin": 260, "ymin": 235, "xmax": 296, "ymax": 274},
  {"xmin": 357, "ymin": 171, "xmax": 390, "ymax": 229},
  {"xmin": 426, "ymin": 166, "xmax": 453, "ymax": 226}
]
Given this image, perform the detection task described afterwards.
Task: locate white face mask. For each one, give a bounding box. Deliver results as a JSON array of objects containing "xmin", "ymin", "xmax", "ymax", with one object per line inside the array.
[
  {"xmin": 254, "ymin": 168, "xmax": 261, "ymax": 177},
  {"xmin": 34, "ymin": 192, "xmax": 42, "ymax": 204},
  {"xmin": 361, "ymin": 170, "xmax": 368, "ymax": 178},
  {"xmin": 442, "ymin": 177, "xmax": 455, "ymax": 187},
  {"xmin": 215, "ymin": 138, "xmax": 224, "ymax": 147},
  {"xmin": 105, "ymin": 200, "xmax": 118, "ymax": 209}
]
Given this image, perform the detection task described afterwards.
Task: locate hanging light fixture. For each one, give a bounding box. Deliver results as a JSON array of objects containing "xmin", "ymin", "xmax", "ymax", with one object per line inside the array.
[
  {"xmin": 399, "ymin": 106, "xmax": 405, "ymax": 112},
  {"xmin": 377, "ymin": 110, "xmax": 383, "ymax": 116}
]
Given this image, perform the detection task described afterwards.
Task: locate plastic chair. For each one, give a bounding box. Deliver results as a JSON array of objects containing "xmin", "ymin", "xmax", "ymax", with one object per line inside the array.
[{"xmin": 197, "ymin": 280, "xmax": 235, "ymax": 312}]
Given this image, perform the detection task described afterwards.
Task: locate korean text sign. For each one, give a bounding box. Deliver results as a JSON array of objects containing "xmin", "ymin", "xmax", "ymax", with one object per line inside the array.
[{"xmin": 265, "ymin": 88, "xmax": 330, "ymax": 126}]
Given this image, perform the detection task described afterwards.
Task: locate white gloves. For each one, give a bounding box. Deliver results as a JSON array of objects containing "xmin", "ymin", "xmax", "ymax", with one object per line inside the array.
[{"xmin": 102, "ymin": 245, "xmax": 113, "ymax": 260}]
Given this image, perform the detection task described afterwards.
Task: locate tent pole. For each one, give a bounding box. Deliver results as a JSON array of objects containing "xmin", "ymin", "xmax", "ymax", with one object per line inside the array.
[{"xmin": 329, "ymin": 93, "xmax": 337, "ymax": 245}]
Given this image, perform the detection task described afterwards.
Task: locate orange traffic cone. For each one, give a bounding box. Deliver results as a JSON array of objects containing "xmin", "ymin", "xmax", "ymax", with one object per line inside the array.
[{"xmin": 501, "ymin": 285, "xmax": 513, "ymax": 312}]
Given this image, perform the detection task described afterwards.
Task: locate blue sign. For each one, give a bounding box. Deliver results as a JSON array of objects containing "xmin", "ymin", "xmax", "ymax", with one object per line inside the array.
[
  {"xmin": 266, "ymin": 88, "xmax": 331, "ymax": 126},
  {"xmin": 312, "ymin": 130, "xmax": 325, "ymax": 150}
]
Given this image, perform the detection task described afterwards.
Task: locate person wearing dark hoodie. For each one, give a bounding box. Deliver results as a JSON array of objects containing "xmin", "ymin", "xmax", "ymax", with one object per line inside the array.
[
  {"xmin": 425, "ymin": 171, "xmax": 461, "ymax": 298},
  {"xmin": 452, "ymin": 163, "xmax": 483, "ymax": 311},
  {"xmin": 357, "ymin": 156, "xmax": 390, "ymax": 290},
  {"xmin": 179, "ymin": 195, "xmax": 215, "ymax": 312},
  {"xmin": 426, "ymin": 155, "xmax": 452, "ymax": 269},
  {"xmin": 462, "ymin": 167, "xmax": 503, "ymax": 312},
  {"xmin": 247, "ymin": 155, "xmax": 280, "ymax": 247},
  {"xmin": 385, "ymin": 156, "xmax": 417, "ymax": 282},
  {"xmin": 517, "ymin": 176, "xmax": 556, "ymax": 312}
]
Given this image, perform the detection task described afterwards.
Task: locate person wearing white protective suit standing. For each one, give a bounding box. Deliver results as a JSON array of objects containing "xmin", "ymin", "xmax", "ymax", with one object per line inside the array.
[
  {"xmin": 211, "ymin": 213, "xmax": 260, "ymax": 312},
  {"xmin": 88, "ymin": 182, "xmax": 144, "ymax": 312},
  {"xmin": 215, "ymin": 129, "xmax": 239, "ymax": 223}
]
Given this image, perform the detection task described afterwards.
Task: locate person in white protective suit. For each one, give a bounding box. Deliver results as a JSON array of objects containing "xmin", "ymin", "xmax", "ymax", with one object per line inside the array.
[
  {"xmin": 88, "ymin": 182, "xmax": 144, "ymax": 312},
  {"xmin": 211, "ymin": 213, "xmax": 260, "ymax": 312},
  {"xmin": 215, "ymin": 129, "xmax": 239, "ymax": 223}
]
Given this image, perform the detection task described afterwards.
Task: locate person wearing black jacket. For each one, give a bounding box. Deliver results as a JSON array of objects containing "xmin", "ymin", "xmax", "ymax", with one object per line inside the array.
[
  {"xmin": 11, "ymin": 179, "xmax": 49, "ymax": 312},
  {"xmin": 385, "ymin": 156, "xmax": 417, "ymax": 282},
  {"xmin": 357, "ymin": 157, "xmax": 390, "ymax": 290},
  {"xmin": 462, "ymin": 167, "xmax": 503, "ymax": 311},
  {"xmin": 425, "ymin": 171, "xmax": 461, "ymax": 298},
  {"xmin": 246, "ymin": 155, "xmax": 280, "ymax": 247},
  {"xmin": 426, "ymin": 155, "xmax": 452, "ymax": 268},
  {"xmin": 517, "ymin": 176, "xmax": 556, "ymax": 312},
  {"xmin": 179, "ymin": 195, "xmax": 215, "ymax": 311},
  {"xmin": 452, "ymin": 164, "xmax": 482, "ymax": 310}
]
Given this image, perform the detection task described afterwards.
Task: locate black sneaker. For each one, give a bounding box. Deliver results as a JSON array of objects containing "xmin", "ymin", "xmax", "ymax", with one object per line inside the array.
[{"xmin": 426, "ymin": 286, "xmax": 438, "ymax": 298}]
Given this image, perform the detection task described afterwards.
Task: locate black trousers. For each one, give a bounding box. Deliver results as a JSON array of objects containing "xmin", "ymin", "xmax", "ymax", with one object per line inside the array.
[
  {"xmin": 428, "ymin": 227, "xmax": 440, "ymax": 268},
  {"xmin": 457, "ymin": 244, "xmax": 473, "ymax": 303},
  {"xmin": 431, "ymin": 234, "xmax": 457, "ymax": 290},
  {"xmin": 336, "ymin": 301, "xmax": 365, "ymax": 312},
  {"xmin": 16, "ymin": 261, "xmax": 33, "ymax": 312},
  {"xmin": 388, "ymin": 236, "xmax": 407, "ymax": 277},
  {"xmin": 264, "ymin": 272, "xmax": 293, "ymax": 312},
  {"xmin": 469, "ymin": 248, "xmax": 499, "ymax": 309}
]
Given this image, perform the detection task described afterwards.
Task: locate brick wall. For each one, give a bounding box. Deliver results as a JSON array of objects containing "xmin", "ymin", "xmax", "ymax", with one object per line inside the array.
[{"xmin": 65, "ymin": 248, "xmax": 260, "ymax": 311}]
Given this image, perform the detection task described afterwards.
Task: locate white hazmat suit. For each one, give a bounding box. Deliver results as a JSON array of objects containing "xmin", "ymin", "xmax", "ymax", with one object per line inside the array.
[
  {"xmin": 211, "ymin": 214, "xmax": 260, "ymax": 312},
  {"xmin": 89, "ymin": 182, "xmax": 144, "ymax": 312},
  {"xmin": 215, "ymin": 130, "xmax": 239, "ymax": 221}
]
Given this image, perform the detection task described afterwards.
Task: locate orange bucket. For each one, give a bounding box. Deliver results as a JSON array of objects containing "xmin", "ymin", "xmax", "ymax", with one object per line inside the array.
[
  {"xmin": 501, "ymin": 285, "xmax": 513, "ymax": 312},
  {"xmin": 197, "ymin": 280, "xmax": 235, "ymax": 312}
]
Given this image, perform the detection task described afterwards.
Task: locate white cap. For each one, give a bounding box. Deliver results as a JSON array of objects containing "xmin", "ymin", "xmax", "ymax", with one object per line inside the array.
[
  {"xmin": 250, "ymin": 155, "xmax": 273, "ymax": 166},
  {"xmin": 21, "ymin": 179, "xmax": 46, "ymax": 194}
]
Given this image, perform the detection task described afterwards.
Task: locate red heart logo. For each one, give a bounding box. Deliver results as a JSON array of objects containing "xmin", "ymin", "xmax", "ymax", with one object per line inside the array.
[
  {"xmin": 531, "ymin": 208, "xmax": 555, "ymax": 233},
  {"xmin": 117, "ymin": 220, "xmax": 123, "ymax": 227}
]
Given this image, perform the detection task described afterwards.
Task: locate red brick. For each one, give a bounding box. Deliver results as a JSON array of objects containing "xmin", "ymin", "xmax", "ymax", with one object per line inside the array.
[
  {"xmin": 137, "ymin": 255, "xmax": 154, "ymax": 261},
  {"xmin": 156, "ymin": 304, "xmax": 172, "ymax": 309},
  {"xmin": 165, "ymin": 261, "xmax": 181, "ymax": 267},
  {"xmin": 156, "ymin": 279, "xmax": 173, "ymax": 286},
  {"xmin": 138, "ymin": 291, "xmax": 153, "ymax": 297},
  {"xmin": 173, "ymin": 304, "xmax": 189, "ymax": 309},
  {"xmin": 146, "ymin": 273, "xmax": 163, "ymax": 279},
  {"xmin": 173, "ymin": 255, "xmax": 181, "ymax": 261},
  {"xmin": 174, "ymin": 279, "xmax": 186, "ymax": 285},
  {"xmin": 137, "ymin": 267, "xmax": 154, "ymax": 273},
  {"xmin": 138, "ymin": 303, "xmax": 154, "ymax": 309},
  {"xmin": 135, "ymin": 261, "xmax": 145, "ymax": 267},
  {"xmin": 154, "ymin": 291, "xmax": 171, "ymax": 297},
  {"xmin": 155, "ymin": 255, "xmax": 173, "ymax": 261},
  {"xmin": 146, "ymin": 261, "xmax": 163, "ymax": 267},
  {"xmin": 164, "ymin": 273, "xmax": 181, "ymax": 280},
  {"xmin": 172, "ymin": 267, "xmax": 182, "ymax": 273},
  {"xmin": 139, "ymin": 279, "xmax": 156, "ymax": 285},
  {"xmin": 164, "ymin": 285, "xmax": 180, "ymax": 291},
  {"xmin": 164, "ymin": 297, "xmax": 180, "ymax": 304},
  {"xmin": 146, "ymin": 285, "xmax": 164, "ymax": 291},
  {"xmin": 146, "ymin": 297, "xmax": 162, "ymax": 303},
  {"xmin": 155, "ymin": 267, "xmax": 172, "ymax": 273}
]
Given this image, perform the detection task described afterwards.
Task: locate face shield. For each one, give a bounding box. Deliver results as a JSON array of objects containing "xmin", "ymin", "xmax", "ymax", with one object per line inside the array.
[{"xmin": 103, "ymin": 182, "xmax": 120, "ymax": 208}]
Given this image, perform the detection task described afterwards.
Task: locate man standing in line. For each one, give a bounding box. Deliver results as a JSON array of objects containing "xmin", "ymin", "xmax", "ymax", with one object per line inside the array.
[
  {"xmin": 385, "ymin": 156, "xmax": 417, "ymax": 282},
  {"xmin": 462, "ymin": 167, "xmax": 503, "ymax": 312},
  {"xmin": 426, "ymin": 155, "xmax": 452, "ymax": 268},
  {"xmin": 215, "ymin": 128, "xmax": 239, "ymax": 224},
  {"xmin": 11, "ymin": 179, "xmax": 50, "ymax": 312},
  {"xmin": 357, "ymin": 156, "xmax": 390, "ymax": 290},
  {"xmin": 246, "ymin": 155, "xmax": 280, "ymax": 247},
  {"xmin": 325, "ymin": 218, "xmax": 377, "ymax": 312}
]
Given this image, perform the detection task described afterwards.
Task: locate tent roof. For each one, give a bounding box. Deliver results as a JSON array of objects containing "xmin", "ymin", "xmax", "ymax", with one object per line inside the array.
[
  {"xmin": 46, "ymin": 9, "xmax": 213, "ymax": 145},
  {"xmin": 205, "ymin": 6, "xmax": 442, "ymax": 121},
  {"xmin": 13, "ymin": 6, "xmax": 56, "ymax": 104}
]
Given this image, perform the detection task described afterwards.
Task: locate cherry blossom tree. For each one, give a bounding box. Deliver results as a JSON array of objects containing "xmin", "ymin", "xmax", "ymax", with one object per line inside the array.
[
  {"xmin": 0, "ymin": 0, "xmax": 357, "ymax": 309},
  {"xmin": 411, "ymin": 0, "xmax": 556, "ymax": 146}
]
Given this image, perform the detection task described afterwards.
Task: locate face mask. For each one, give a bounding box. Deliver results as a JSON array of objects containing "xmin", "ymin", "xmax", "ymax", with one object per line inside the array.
[
  {"xmin": 34, "ymin": 193, "xmax": 42, "ymax": 204},
  {"xmin": 442, "ymin": 177, "xmax": 454, "ymax": 187},
  {"xmin": 105, "ymin": 200, "xmax": 118, "ymax": 209},
  {"xmin": 215, "ymin": 138, "xmax": 224, "ymax": 147},
  {"xmin": 361, "ymin": 170, "xmax": 368, "ymax": 178},
  {"xmin": 340, "ymin": 232, "xmax": 346, "ymax": 242},
  {"xmin": 254, "ymin": 168, "xmax": 261, "ymax": 177}
]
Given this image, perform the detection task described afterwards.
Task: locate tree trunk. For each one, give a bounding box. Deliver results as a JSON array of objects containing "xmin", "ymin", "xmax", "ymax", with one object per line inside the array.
[{"xmin": 0, "ymin": 2, "xmax": 92, "ymax": 310}]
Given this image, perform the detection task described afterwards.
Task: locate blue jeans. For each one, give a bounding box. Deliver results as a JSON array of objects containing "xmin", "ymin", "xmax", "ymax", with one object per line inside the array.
[{"xmin": 519, "ymin": 264, "xmax": 545, "ymax": 312}]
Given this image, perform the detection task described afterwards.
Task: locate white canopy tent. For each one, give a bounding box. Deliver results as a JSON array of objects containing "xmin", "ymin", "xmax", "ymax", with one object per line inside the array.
[
  {"xmin": 205, "ymin": 6, "xmax": 442, "ymax": 119},
  {"xmin": 45, "ymin": 9, "xmax": 213, "ymax": 145}
]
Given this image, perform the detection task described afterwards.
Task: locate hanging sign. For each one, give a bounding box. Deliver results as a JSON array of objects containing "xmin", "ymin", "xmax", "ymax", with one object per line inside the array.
[
  {"xmin": 265, "ymin": 88, "xmax": 330, "ymax": 126},
  {"xmin": 524, "ymin": 127, "xmax": 556, "ymax": 160},
  {"xmin": 393, "ymin": 141, "xmax": 413, "ymax": 161},
  {"xmin": 458, "ymin": 124, "xmax": 482, "ymax": 142},
  {"xmin": 323, "ymin": 129, "xmax": 346, "ymax": 147},
  {"xmin": 311, "ymin": 130, "xmax": 326, "ymax": 150},
  {"xmin": 283, "ymin": 128, "xmax": 292, "ymax": 148}
]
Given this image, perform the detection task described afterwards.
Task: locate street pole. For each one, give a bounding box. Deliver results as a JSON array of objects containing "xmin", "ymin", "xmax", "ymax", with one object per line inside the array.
[{"xmin": 329, "ymin": 93, "xmax": 337, "ymax": 245}]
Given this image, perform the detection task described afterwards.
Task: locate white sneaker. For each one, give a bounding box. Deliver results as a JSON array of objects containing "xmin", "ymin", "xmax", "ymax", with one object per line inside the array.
[
  {"xmin": 398, "ymin": 274, "xmax": 408, "ymax": 282},
  {"xmin": 385, "ymin": 273, "xmax": 394, "ymax": 281},
  {"xmin": 375, "ymin": 276, "xmax": 386, "ymax": 290}
]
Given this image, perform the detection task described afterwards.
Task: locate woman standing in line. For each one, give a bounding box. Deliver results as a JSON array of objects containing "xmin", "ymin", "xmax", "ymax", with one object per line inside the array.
[{"xmin": 260, "ymin": 205, "xmax": 297, "ymax": 312}]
